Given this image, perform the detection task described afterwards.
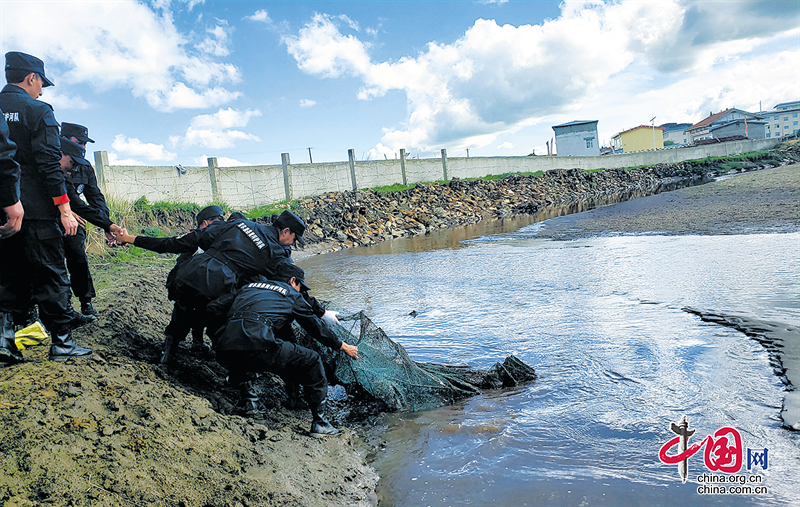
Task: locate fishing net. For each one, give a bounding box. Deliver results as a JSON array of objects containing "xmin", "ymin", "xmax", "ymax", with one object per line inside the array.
[{"xmin": 295, "ymin": 309, "xmax": 537, "ymax": 412}]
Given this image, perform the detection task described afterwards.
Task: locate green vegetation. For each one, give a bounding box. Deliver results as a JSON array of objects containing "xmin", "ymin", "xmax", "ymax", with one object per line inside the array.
[
  {"xmin": 465, "ymin": 171, "xmax": 543, "ymax": 182},
  {"xmin": 372, "ymin": 183, "xmax": 416, "ymax": 194}
]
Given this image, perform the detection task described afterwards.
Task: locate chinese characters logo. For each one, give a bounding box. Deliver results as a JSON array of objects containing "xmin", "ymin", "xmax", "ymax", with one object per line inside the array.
[{"xmin": 659, "ymin": 416, "xmax": 768, "ymax": 483}]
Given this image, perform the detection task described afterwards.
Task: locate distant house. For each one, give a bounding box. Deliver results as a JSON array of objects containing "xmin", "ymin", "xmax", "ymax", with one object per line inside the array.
[
  {"xmin": 686, "ymin": 108, "xmax": 764, "ymax": 143},
  {"xmin": 660, "ymin": 122, "xmax": 692, "ymax": 146},
  {"xmin": 709, "ymin": 119, "xmax": 767, "ymax": 140},
  {"xmin": 611, "ymin": 125, "xmax": 664, "ymax": 153},
  {"xmin": 552, "ymin": 120, "xmax": 599, "ymax": 156},
  {"xmin": 763, "ymin": 100, "xmax": 800, "ymax": 139}
]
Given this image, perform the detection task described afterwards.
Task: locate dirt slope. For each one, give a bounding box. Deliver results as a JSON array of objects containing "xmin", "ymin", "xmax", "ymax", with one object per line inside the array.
[{"xmin": 0, "ymin": 260, "xmax": 377, "ymax": 507}]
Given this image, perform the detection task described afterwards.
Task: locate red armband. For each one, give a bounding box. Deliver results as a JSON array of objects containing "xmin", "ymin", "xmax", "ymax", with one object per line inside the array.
[{"xmin": 52, "ymin": 194, "xmax": 70, "ymax": 205}]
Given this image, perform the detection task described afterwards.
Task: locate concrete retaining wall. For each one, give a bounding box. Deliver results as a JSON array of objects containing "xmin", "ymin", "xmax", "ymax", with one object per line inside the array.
[{"xmin": 94, "ymin": 137, "xmax": 782, "ymax": 209}]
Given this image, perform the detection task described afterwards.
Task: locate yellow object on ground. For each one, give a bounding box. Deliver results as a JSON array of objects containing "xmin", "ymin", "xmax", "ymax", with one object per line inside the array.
[{"xmin": 14, "ymin": 321, "xmax": 50, "ymax": 350}]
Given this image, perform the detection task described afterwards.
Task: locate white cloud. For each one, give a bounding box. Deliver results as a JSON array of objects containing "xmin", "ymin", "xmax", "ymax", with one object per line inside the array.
[
  {"xmin": 173, "ymin": 108, "xmax": 262, "ymax": 149},
  {"xmin": 246, "ymin": 9, "xmax": 272, "ymax": 23},
  {"xmin": 0, "ymin": 0, "xmax": 240, "ymax": 112},
  {"xmin": 189, "ymin": 107, "xmax": 262, "ymax": 129},
  {"xmin": 178, "ymin": 129, "xmax": 259, "ymax": 149},
  {"xmin": 197, "ymin": 23, "xmax": 232, "ymax": 57},
  {"xmin": 194, "ymin": 155, "xmax": 254, "ymax": 167},
  {"xmin": 338, "ymin": 14, "xmax": 360, "ymax": 31},
  {"xmin": 107, "ymin": 154, "xmax": 146, "ymax": 166},
  {"xmin": 282, "ymin": 13, "xmax": 372, "ymax": 78},
  {"xmin": 111, "ymin": 134, "xmax": 176, "ymax": 162},
  {"xmin": 365, "ymin": 143, "xmax": 397, "ymax": 160},
  {"xmin": 496, "ymin": 142, "xmax": 513, "ymax": 150},
  {"xmin": 285, "ymin": 0, "xmax": 799, "ymax": 156},
  {"xmin": 41, "ymin": 91, "xmax": 90, "ymax": 111},
  {"xmin": 299, "ymin": 99, "xmax": 316, "ymax": 108}
]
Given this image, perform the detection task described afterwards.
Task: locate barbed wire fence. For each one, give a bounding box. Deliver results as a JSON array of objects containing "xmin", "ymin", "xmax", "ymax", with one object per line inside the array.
[{"xmin": 93, "ymin": 138, "xmax": 782, "ymax": 210}]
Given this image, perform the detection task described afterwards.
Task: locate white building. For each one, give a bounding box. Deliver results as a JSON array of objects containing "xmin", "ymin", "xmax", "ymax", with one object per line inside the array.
[
  {"xmin": 764, "ymin": 101, "xmax": 800, "ymax": 139},
  {"xmin": 551, "ymin": 120, "xmax": 599, "ymax": 156}
]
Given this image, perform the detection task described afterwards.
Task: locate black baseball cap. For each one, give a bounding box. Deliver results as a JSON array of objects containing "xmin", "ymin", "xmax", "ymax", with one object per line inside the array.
[
  {"xmin": 274, "ymin": 210, "xmax": 306, "ymax": 246},
  {"xmin": 5, "ymin": 51, "xmax": 54, "ymax": 87},
  {"xmin": 60, "ymin": 137, "xmax": 90, "ymax": 166},
  {"xmin": 61, "ymin": 122, "xmax": 94, "ymax": 143},
  {"xmin": 276, "ymin": 261, "xmax": 311, "ymax": 291},
  {"xmin": 196, "ymin": 205, "xmax": 223, "ymax": 226}
]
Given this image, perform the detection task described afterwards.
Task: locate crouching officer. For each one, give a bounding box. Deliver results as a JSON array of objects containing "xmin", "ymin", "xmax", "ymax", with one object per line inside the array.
[
  {"xmin": 113, "ymin": 204, "xmax": 226, "ymax": 358},
  {"xmin": 211, "ymin": 262, "xmax": 359, "ymax": 437},
  {"xmin": 164, "ymin": 210, "xmax": 305, "ymax": 365}
]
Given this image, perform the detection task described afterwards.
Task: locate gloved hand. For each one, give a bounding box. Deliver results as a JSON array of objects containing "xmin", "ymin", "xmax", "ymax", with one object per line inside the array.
[{"xmin": 321, "ymin": 310, "xmax": 340, "ymax": 327}]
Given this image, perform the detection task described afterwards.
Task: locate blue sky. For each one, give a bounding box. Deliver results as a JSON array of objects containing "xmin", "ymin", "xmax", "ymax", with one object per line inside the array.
[{"xmin": 1, "ymin": 0, "xmax": 798, "ymax": 166}]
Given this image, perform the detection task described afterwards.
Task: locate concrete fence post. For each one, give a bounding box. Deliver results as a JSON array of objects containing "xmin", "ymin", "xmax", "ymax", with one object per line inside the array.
[
  {"xmin": 441, "ymin": 148, "xmax": 449, "ymax": 181},
  {"xmin": 94, "ymin": 151, "xmax": 109, "ymax": 191},
  {"xmin": 207, "ymin": 157, "xmax": 220, "ymax": 202},
  {"xmin": 348, "ymin": 149, "xmax": 358, "ymax": 191},
  {"xmin": 281, "ymin": 153, "xmax": 292, "ymax": 201},
  {"xmin": 400, "ymin": 148, "xmax": 408, "ymax": 186}
]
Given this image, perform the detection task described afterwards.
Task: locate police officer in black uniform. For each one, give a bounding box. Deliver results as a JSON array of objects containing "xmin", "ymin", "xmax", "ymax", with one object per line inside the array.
[
  {"xmin": 114, "ymin": 204, "xmax": 226, "ymax": 358},
  {"xmin": 0, "ymin": 108, "xmax": 24, "ymax": 362},
  {"xmin": 161, "ymin": 210, "xmax": 308, "ymax": 364},
  {"xmin": 60, "ymin": 137, "xmax": 119, "ymax": 238},
  {"xmin": 212, "ymin": 262, "xmax": 358, "ymax": 436},
  {"xmin": 60, "ymin": 122, "xmax": 109, "ymax": 316},
  {"xmin": 0, "ymin": 51, "xmax": 93, "ymax": 362}
]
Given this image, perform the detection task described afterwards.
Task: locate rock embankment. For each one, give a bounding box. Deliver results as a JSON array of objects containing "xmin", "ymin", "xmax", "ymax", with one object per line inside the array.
[{"xmin": 289, "ymin": 144, "xmax": 800, "ymax": 253}]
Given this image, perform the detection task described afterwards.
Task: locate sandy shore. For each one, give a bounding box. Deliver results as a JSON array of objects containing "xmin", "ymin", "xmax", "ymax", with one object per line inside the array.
[{"xmin": 533, "ymin": 163, "xmax": 800, "ymax": 239}]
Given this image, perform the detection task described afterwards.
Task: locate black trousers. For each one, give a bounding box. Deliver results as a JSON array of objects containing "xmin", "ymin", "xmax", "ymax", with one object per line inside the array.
[
  {"xmin": 0, "ymin": 220, "xmax": 74, "ymax": 333},
  {"xmin": 63, "ymin": 226, "xmax": 95, "ymax": 300},
  {"xmin": 164, "ymin": 298, "xmax": 208, "ymax": 344},
  {"xmin": 217, "ymin": 341, "xmax": 328, "ymax": 407}
]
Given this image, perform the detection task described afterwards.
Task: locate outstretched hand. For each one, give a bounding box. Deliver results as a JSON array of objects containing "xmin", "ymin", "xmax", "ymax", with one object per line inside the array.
[
  {"xmin": 110, "ymin": 224, "xmax": 135, "ymax": 245},
  {"xmin": 341, "ymin": 342, "xmax": 358, "ymax": 359}
]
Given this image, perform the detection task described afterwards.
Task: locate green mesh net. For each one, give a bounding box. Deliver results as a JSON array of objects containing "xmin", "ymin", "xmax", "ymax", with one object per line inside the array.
[{"xmin": 296, "ymin": 310, "xmax": 537, "ymax": 412}]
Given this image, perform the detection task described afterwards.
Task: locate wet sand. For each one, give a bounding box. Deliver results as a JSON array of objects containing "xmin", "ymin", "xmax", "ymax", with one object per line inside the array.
[{"xmin": 533, "ymin": 163, "xmax": 800, "ymax": 240}]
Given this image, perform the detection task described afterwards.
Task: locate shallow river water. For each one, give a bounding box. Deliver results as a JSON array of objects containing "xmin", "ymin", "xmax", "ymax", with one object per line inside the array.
[{"xmin": 299, "ymin": 221, "xmax": 800, "ymax": 507}]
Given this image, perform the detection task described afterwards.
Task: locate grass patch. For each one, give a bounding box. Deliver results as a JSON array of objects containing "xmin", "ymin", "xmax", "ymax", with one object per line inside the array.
[{"xmin": 372, "ymin": 183, "xmax": 416, "ymax": 194}]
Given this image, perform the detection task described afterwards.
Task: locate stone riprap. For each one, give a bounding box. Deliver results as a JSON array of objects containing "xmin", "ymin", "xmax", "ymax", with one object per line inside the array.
[{"xmin": 288, "ymin": 143, "xmax": 800, "ymax": 253}]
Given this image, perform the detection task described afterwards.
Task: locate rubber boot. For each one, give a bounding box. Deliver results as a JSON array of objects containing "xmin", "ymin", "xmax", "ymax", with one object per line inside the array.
[
  {"xmin": 190, "ymin": 327, "xmax": 211, "ymax": 356},
  {"xmin": 310, "ymin": 399, "xmax": 339, "ymax": 437},
  {"xmin": 239, "ymin": 380, "xmax": 262, "ymax": 416},
  {"xmin": 284, "ymin": 382, "xmax": 306, "ymax": 410},
  {"xmin": 0, "ymin": 312, "xmax": 24, "ymax": 364},
  {"xmin": 49, "ymin": 331, "xmax": 93, "ymax": 361},
  {"xmin": 159, "ymin": 334, "xmax": 178, "ymax": 365},
  {"xmin": 80, "ymin": 298, "xmax": 98, "ymax": 317}
]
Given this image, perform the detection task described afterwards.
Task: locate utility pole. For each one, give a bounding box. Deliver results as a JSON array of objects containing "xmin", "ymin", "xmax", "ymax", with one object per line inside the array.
[
  {"xmin": 466, "ymin": 148, "xmax": 469, "ymax": 158},
  {"xmin": 650, "ymin": 116, "xmax": 657, "ymax": 150},
  {"xmin": 307, "ymin": 147, "xmax": 313, "ymax": 163}
]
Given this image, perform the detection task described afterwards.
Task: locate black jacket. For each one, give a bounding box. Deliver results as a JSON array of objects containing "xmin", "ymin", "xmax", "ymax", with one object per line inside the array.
[
  {"xmin": 0, "ymin": 109, "xmax": 19, "ymax": 209},
  {"xmin": 0, "ymin": 85, "xmax": 65, "ymax": 221},
  {"xmin": 215, "ymin": 280, "xmax": 342, "ymax": 353},
  {"xmin": 133, "ymin": 226, "xmax": 209, "ymax": 299},
  {"xmin": 66, "ymin": 181, "xmax": 112, "ymax": 232},
  {"xmin": 67, "ymin": 162, "xmax": 109, "ymax": 218},
  {"xmin": 174, "ymin": 218, "xmax": 289, "ymax": 300}
]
